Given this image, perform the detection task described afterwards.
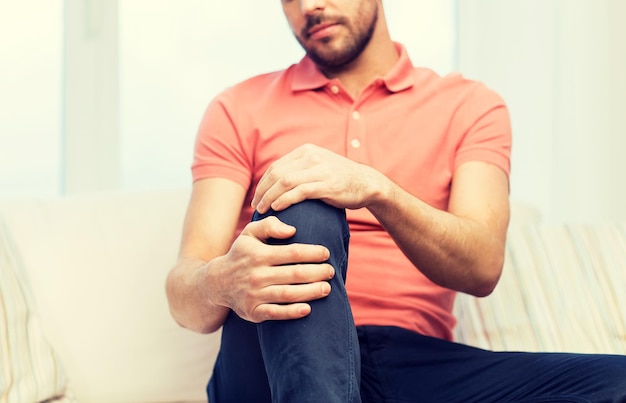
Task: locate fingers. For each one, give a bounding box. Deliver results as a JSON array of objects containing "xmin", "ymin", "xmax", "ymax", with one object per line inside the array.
[
  {"xmin": 242, "ymin": 215, "xmax": 296, "ymax": 240},
  {"xmin": 258, "ymin": 177, "xmax": 324, "ymax": 214},
  {"xmin": 236, "ymin": 263, "xmax": 336, "ymax": 323},
  {"xmin": 246, "ymin": 281, "xmax": 332, "ymax": 323},
  {"xmin": 252, "ymin": 262, "xmax": 335, "ymax": 287},
  {"xmin": 253, "ymin": 168, "xmax": 310, "ymax": 213},
  {"xmin": 252, "ymin": 144, "xmax": 324, "ymax": 212},
  {"xmin": 243, "ymin": 218, "xmax": 331, "ymax": 265},
  {"xmin": 250, "ymin": 303, "xmax": 312, "ymax": 322},
  {"xmin": 252, "ymin": 154, "xmax": 299, "ymax": 210}
]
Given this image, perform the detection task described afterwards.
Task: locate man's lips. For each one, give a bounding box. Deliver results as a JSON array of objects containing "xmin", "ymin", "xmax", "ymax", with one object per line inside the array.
[{"xmin": 307, "ymin": 22, "xmax": 340, "ymax": 39}]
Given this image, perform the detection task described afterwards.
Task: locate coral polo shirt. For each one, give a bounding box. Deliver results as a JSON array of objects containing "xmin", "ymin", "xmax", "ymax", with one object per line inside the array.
[{"xmin": 192, "ymin": 44, "xmax": 511, "ymax": 341}]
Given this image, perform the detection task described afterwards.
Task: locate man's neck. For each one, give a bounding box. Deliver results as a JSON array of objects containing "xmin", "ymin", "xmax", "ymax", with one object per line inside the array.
[{"xmin": 320, "ymin": 34, "xmax": 399, "ymax": 99}]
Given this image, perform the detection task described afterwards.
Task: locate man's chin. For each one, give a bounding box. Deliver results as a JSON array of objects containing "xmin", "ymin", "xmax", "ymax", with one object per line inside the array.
[{"xmin": 307, "ymin": 49, "xmax": 358, "ymax": 70}]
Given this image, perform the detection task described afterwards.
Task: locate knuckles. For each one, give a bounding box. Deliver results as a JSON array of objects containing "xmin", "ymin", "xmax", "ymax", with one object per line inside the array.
[
  {"xmin": 278, "ymin": 286, "xmax": 297, "ymax": 303},
  {"xmin": 285, "ymin": 246, "xmax": 303, "ymax": 262},
  {"xmin": 278, "ymin": 175, "xmax": 294, "ymax": 189},
  {"xmin": 261, "ymin": 305, "xmax": 282, "ymax": 321},
  {"xmin": 246, "ymin": 270, "xmax": 266, "ymax": 288}
]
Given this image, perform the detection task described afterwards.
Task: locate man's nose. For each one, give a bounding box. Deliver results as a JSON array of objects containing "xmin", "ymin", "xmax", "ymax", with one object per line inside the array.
[{"xmin": 300, "ymin": 0, "xmax": 326, "ymax": 15}]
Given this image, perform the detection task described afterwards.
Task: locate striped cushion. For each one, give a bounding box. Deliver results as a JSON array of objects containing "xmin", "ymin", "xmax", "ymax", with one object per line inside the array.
[
  {"xmin": 0, "ymin": 219, "xmax": 71, "ymax": 402},
  {"xmin": 455, "ymin": 223, "xmax": 626, "ymax": 354}
]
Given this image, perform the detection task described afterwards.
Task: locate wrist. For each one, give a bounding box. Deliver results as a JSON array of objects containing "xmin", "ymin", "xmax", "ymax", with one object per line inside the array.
[
  {"xmin": 365, "ymin": 167, "xmax": 396, "ymax": 210},
  {"xmin": 170, "ymin": 257, "xmax": 229, "ymax": 334},
  {"xmin": 193, "ymin": 256, "xmax": 227, "ymax": 311}
]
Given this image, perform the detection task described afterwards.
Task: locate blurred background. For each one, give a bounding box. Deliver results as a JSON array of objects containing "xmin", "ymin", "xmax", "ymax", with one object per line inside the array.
[{"xmin": 1, "ymin": 0, "xmax": 624, "ymax": 223}]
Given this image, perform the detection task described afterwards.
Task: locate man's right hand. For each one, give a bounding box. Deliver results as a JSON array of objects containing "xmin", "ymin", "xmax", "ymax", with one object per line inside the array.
[{"xmin": 199, "ymin": 215, "xmax": 335, "ymax": 323}]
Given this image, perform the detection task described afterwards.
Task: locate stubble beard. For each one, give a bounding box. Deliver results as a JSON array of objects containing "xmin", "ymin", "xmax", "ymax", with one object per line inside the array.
[{"xmin": 297, "ymin": 7, "xmax": 378, "ymax": 71}]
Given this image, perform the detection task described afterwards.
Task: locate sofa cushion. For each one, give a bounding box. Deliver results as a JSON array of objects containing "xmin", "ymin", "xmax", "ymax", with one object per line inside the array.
[
  {"xmin": 0, "ymin": 189, "xmax": 219, "ymax": 403},
  {"xmin": 455, "ymin": 222, "xmax": 626, "ymax": 354},
  {"xmin": 0, "ymin": 218, "xmax": 72, "ymax": 402}
]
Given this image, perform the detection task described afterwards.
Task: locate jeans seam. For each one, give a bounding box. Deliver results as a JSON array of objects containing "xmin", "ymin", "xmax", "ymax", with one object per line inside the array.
[
  {"xmin": 341, "ymin": 253, "xmax": 357, "ymax": 402},
  {"xmin": 512, "ymin": 395, "xmax": 592, "ymax": 403}
]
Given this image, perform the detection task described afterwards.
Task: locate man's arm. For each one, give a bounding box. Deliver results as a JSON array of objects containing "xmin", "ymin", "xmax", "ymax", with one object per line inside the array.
[
  {"xmin": 252, "ymin": 145, "xmax": 509, "ymax": 297},
  {"xmin": 367, "ymin": 160, "xmax": 509, "ymax": 297},
  {"xmin": 166, "ymin": 178, "xmax": 243, "ymax": 333},
  {"xmin": 166, "ymin": 177, "xmax": 335, "ymax": 334}
]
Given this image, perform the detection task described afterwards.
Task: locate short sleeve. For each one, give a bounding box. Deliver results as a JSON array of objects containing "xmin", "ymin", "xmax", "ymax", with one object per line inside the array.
[
  {"xmin": 191, "ymin": 90, "xmax": 254, "ymax": 190},
  {"xmin": 453, "ymin": 84, "xmax": 512, "ymax": 176}
]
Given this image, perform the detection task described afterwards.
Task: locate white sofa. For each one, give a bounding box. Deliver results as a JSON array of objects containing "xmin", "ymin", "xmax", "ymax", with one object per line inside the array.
[{"xmin": 0, "ymin": 189, "xmax": 624, "ymax": 403}]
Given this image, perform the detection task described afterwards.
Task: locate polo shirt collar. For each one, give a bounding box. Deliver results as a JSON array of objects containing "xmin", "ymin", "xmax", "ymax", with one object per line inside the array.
[
  {"xmin": 291, "ymin": 42, "xmax": 415, "ymax": 93},
  {"xmin": 291, "ymin": 56, "xmax": 330, "ymax": 91}
]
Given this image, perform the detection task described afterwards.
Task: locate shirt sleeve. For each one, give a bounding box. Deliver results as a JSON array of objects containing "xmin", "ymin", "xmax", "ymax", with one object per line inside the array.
[
  {"xmin": 191, "ymin": 90, "xmax": 254, "ymax": 190},
  {"xmin": 453, "ymin": 83, "xmax": 512, "ymax": 177}
]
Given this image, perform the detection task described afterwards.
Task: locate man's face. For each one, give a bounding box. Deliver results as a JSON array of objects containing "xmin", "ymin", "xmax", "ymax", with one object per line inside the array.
[{"xmin": 281, "ymin": 0, "xmax": 379, "ymax": 70}]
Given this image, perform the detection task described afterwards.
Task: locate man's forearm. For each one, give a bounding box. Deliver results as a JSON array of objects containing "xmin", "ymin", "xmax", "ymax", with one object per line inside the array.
[{"xmin": 367, "ymin": 178, "xmax": 507, "ymax": 297}]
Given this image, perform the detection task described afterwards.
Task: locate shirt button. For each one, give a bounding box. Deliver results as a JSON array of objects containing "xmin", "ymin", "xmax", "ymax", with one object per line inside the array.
[
  {"xmin": 330, "ymin": 85, "xmax": 340, "ymax": 95},
  {"xmin": 351, "ymin": 139, "xmax": 361, "ymax": 149},
  {"xmin": 352, "ymin": 111, "xmax": 361, "ymax": 120}
]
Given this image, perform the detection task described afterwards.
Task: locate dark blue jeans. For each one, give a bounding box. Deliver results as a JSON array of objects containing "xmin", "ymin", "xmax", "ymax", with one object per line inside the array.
[{"xmin": 207, "ymin": 200, "xmax": 626, "ymax": 403}]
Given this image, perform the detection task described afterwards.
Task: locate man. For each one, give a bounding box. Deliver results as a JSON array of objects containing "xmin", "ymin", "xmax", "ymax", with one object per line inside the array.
[{"xmin": 166, "ymin": 1, "xmax": 626, "ymax": 401}]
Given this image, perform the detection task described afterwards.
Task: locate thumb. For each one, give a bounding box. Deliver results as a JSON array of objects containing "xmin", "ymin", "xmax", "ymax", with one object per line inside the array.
[{"xmin": 244, "ymin": 216, "xmax": 296, "ymax": 242}]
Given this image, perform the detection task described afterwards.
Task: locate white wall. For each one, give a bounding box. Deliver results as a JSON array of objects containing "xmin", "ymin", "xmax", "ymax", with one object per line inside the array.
[
  {"xmin": 0, "ymin": 1, "xmax": 63, "ymax": 198},
  {"xmin": 458, "ymin": 0, "xmax": 626, "ymax": 223}
]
